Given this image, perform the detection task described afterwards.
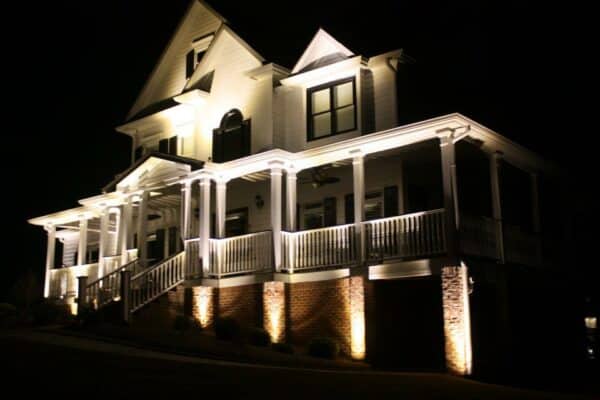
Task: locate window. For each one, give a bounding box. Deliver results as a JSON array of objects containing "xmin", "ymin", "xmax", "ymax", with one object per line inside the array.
[
  {"xmin": 307, "ymin": 77, "xmax": 356, "ymax": 141},
  {"xmin": 212, "ymin": 109, "xmax": 251, "ymax": 162},
  {"xmin": 158, "ymin": 135, "xmax": 178, "ymax": 156},
  {"xmin": 225, "ymin": 208, "xmax": 248, "ymax": 237},
  {"xmin": 302, "ymin": 197, "xmax": 337, "ymax": 229},
  {"xmin": 345, "ymin": 186, "xmax": 399, "ymax": 223}
]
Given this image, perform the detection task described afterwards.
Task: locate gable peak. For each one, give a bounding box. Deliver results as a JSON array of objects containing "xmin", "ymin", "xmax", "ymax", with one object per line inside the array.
[{"xmin": 292, "ymin": 28, "xmax": 354, "ymax": 74}]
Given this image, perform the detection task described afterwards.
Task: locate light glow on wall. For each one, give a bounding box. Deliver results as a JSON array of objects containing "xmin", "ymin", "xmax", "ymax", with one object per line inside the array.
[
  {"xmin": 349, "ymin": 276, "xmax": 366, "ymax": 360},
  {"xmin": 585, "ymin": 317, "xmax": 597, "ymax": 329},
  {"xmin": 441, "ymin": 262, "xmax": 473, "ymax": 375},
  {"xmin": 194, "ymin": 286, "xmax": 214, "ymax": 328},
  {"xmin": 263, "ymin": 281, "xmax": 285, "ymax": 343}
]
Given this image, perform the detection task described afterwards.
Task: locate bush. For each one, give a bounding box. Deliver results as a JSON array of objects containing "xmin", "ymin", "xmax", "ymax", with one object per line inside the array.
[
  {"xmin": 272, "ymin": 342, "xmax": 294, "ymax": 354},
  {"xmin": 0, "ymin": 303, "xmax": 18, "ymax": 328},
  {"xmin": 215, "ymin": 317, "xmax": 241, "ymax": 341},
  {"xmin": 308, "ymin": 337, "xmax": 340, "ymax": 359},
  {"xmin": 247, "ymin": 327, "xmax": 271, "ymax": 347},
  {"xmin": 32, "ymin": 300, "xmax": 73, "ymax": 326},
  {"xmin": 173, "ymin": 315, "xmax": 200, "ymax": 332}
]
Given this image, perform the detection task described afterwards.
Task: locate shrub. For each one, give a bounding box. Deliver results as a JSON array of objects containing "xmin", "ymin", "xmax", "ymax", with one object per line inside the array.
[
  {"xmin": 215, "ymin": 317, "xmax": 241, "ymax": 341},
  {"xmin": 32, "ymin": 300, "xmax": 72, "ymax": 326},
  {"xmin": 0, "ymin": 303, "xmax": 18, "ymax": 328},
  {"xmin": 272, "ymin": 342, "xmax": 294, "ymax": 354},
  {"xmin": 173, "ymin": 315, "xmax": 201, "ymax": 332},
  {"xmin": 247, "ymin": 327, "xmax": 271, "ymax": 347},
  {"xmin": 308, "ymin": 337, "xmax": 340, "ymax": 359}
]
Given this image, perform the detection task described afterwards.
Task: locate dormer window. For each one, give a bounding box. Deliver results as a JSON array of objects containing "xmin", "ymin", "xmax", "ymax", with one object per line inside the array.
[
  {"xmin": 307, "ymin": 77, "xmax": 356, "ymax": 141},
  {"xmin": 185, "ymin": 33, "xmax": 214, "ymax": 80}
]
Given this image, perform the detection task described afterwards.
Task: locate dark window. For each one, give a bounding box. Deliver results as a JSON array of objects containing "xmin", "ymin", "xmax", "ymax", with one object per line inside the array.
[
  {"xmin": 384, "ymin": 185, "xmax": 399, "ymax": 217},
  {"xmin": 158, "ymin": 136, "xmax": 178, "ymax": 156},
  {"xmin": 134, "ymin": 146, "xmax": 144, "ymax": 161},
  {"xmin": 212, "ymin": 109, "xmax": 251, "ymax": 162},
  {"xmin": 225, "ymin": 208, "xmax": 249, "ymax": 237},
  {"xmin": 168, "ymin": 227, "xmax": 178, "ymax": 256},
  {"xmin": 307, "ymin": 77, "xmax": 356, "ymax": 141},
  {"xmin": 186, "ymin": 49, "xmax": 207, "ymax": 80},
  {"xmin": 345, "ymin": 194, "xmax": 354, "ymax": 224},
  {"xmin": 344, "ymin": 187, "xmax": 399, "ymax": 222},
  {"xmin": 303, "ymin": 202, "xmax": 324, "ymax": 229},
  {"xmin": 323, "ymin": 197, "xmax": 337, "ymax": 227}
]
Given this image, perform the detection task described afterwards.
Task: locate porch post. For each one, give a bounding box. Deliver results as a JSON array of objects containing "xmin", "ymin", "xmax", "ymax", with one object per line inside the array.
[
  {"xmin": 352, "ymin": 152, "xmax": 365, "ymax": 263},
  {"xmin": 137, "ymin": 191, "xmax": 149, "ymax": 267},
  {"xmin": 43, "ymin": 224, "xmax": 56, "ymax": 298},
  {"xmin": 121, "ymin": 196, "xmax": 133, "ymax": 264},
  {"xmin": 180, "ymin": 181, "xmax": 192, "ymax": 241},
  {"xmin": 285, "ymin": 169, "xmax": 297, "ymax": 232},
  {"xmin": 98, "ymin": 208, "xmax": 109, "ymax": 277},
  {"xmin": 530, "ymin": 172, "xmax": 541, "ymax": 234},
  {"xmin": 270, "ymin": 162, "xmax": 284, "ymax": 271},
  {"xmin": 77, "ymin": 218, "xmax": 88, "ymax": 266},
  {"xmin": 215, "ymin": 179, "xmax": 227, "ymax": 239},
  {"xmin": 198, "ymin": 175, "xmax": 211, "ymax": 274},
  {"xmin": 437, "ymin": 132, "xmax": 460, "ymax": 261},
  {"xmin": 489, "ymin": 152, "xmax": 505, "ymax": 263}
]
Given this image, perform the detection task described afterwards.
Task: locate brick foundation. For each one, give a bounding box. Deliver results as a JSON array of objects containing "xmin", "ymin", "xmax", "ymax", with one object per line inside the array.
[
  {"xmin": 286, "ymin": 278, "xmax": 352, "ymax": 356},
  {"xmin": 217, "ymin": 283, "xmax": 263, "ymax": 327},
  {"xmin": 131, "ymin": 286, "xmax": 185, "ymax": 329}
]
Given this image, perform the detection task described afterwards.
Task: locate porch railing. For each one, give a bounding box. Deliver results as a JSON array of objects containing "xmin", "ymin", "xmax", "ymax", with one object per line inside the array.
[
  {"xmin": 364, "ymin": 209, "xmax": 446, "ymax": 261},
  {"xmin": 49, "ymin": 263, "xmax": 99, "ymax": 299},
  {"xmin": 282, "ymin": 224, "xmax": 357, "ymax": 272},
  {"xmin": 86, "ymin": 258, "xmax": 140, "ymax": 310},
  {"xmin": 130, "ymin": 251, "xmax": 186, "ymax": 313},
  {"xmin": 208, "ymin": 231, "xmax": 272, "ymax": 278},
  {"xmin": 184, "ymin": 238, "xmax": 201, "ymax": 279},
  {"xmin": 504, "ymin": 224, "xmax": 541, "ymax": 266},
  {"xmin": 460, "ymin": 215, "xmax": 499, "ymax": 259}
]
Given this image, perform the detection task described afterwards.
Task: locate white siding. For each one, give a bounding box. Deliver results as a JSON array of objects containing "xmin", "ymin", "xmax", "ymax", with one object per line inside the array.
[
  {"xmin": 129, "ymin": 2, "xmax": 223, "ymax": 119},
  {"xmin": 370, "ymin": 62, "xmax": 399, "ymax": 132}
]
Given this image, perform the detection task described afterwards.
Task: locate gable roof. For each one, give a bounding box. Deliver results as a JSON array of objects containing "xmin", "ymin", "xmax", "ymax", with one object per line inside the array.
[
  {"xmin": 292, "ymin": 28, "xmax": 354, "ymax": 74},
  {"xmin": 102, "ymin": 152, "xmax": 204, "ymax": 193},
  {"xmin": 183, "ymin": 24, "xmax": 266, "ymax": 92},
  {"xmin": 127, "ymin": 1, "xmax": 226, "ymax": 121}
]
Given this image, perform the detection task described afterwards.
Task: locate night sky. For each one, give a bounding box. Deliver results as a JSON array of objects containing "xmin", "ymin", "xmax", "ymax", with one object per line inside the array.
[{"xmin": 4, "ymin": 1, "xmax": 596, "ymax": 299}]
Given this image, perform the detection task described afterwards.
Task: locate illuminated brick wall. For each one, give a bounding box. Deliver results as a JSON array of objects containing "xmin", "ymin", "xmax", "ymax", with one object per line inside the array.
[
  {"xmin": 217, "ymin": 283, "xmax": 263, "ymax": 327},
  {"xmin": 263, "ymin": 281, "xmax": 285, "ymax": 343},
  {"xmin": 441, "ymin": 264, "xmax": 473, "ymax": 375},
  {"xmin": 190, "ymin": 286, "xmax": 215, "ymax": 329},
  {"xmin": 287, "ymin": 278, "xmax": 352, "ymax": 356}
]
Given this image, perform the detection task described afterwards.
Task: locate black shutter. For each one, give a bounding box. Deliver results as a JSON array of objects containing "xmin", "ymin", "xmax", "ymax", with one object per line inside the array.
[
  {"xmin": 210, "ymin": 212, "xmax": 215, "ymax": 238},
  {"xmin": 134, "ymin": 146, "xmax": 143, "ymax": 161},
  {"xmin": 323, "ymin": 197, "xmax": 337, "ymax": 227},
  {"xmin": 186, "ymin": 50, "xmax": 195, "ymax": 79},
  {"xmin": 169, "ymin": 136, "xmax": 178, "ymax": 156},
  {"xmin": 168, "ymin": 227, "xmax": 178, "ymax": 255},
  {"xmin": 384, "ymin": 185, "xmax": 399, "ymax": 217},
  {"xmin": 212, "ymin": 129, "xmax": 223, "ymax": 162},
  {"xmin": 159, "ymin": 138, "xmax": 168, "ymax": 154},
  {"xmin": 155, "ymin": 229, "xmax": 166, "ymax": 261},
  {"xmin": 345, "ymin": 194, "xmax": 354, "ymax": 223},
  {"xmin": 242, "ymin": 119, "xmax": 251, "ymax": 157}
]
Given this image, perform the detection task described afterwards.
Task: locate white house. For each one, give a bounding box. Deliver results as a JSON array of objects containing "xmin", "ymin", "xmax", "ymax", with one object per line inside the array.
[{"xmin": 28, "ymin": 1, "xmax": 554, "ymax": 374}]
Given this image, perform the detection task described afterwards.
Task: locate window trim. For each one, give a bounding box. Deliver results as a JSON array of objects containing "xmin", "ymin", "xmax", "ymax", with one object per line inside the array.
[{"xmin": 307, "ymin": 77, "xmax": 357, "ymax": 142}]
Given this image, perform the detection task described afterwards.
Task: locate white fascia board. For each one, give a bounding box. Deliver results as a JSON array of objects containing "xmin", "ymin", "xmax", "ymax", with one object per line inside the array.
[
  {"xmin": 78, "ymin": 191, "xmax": 127, "ymax": 211},
  {"xmin": 174, "ymin": 89, "xmax": 210, "ymax": 106},
  {"xmin": 28, "ymin": 207, "xmax": 96, "ymax": 227},
  {"xmin": 116, "ymin": 103, "xmax": 194, "ymax": 135},
  {"xmin": 274, "ymin": 268, "xmax": 350, "ymax": 283},
  {"xmin": 281, "ymin": 56, "xmax": 364, "ymax": 88}
]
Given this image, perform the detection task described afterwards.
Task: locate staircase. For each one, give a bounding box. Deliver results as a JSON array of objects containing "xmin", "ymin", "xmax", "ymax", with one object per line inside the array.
[
  {"xmin": 85, "ymin": 251, "xmax": 186, "ymax": 314},
  {"xmin": 129, "ymin": 251, "xmax": 186, "ymax": 313},
  {"xmin": 86, "ymin": 258, "xmax": 141, "ymax": 309}
]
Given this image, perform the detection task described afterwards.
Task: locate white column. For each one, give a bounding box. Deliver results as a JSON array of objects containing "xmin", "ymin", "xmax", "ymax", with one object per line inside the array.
[
  {"xmin": 121, "ymin": 196, "xmax": 133, "ymax": 264},
  {"xmin": 98, "ymin": 208, "xmax": 109, "ymax": 276},
  {"xmin": 77, "ymin": 218, "xmax": 88, "ymax": 266},
  {"xmin": 215, "ymin": 179, "xmax": 227, "ymax": 239},
  {"xmin": 137, "ymin": 191, "xmax": 149, "ymax": 267},
  {"xmin": 489, "ymin": 152, "xmax": 505, "ymax": 263},
  {"xmin": 109, "ymin": 207, "xmax": 121, "ymax": 258},
  {"xmin": 198, "ymin": 176, "xmax": 211, "ymax": 274},
  {"xmin": 530, "ymin": 173, "xmax": 541, "ymax": 234},
  {"xmin": 271, "ymin": 165, "xmax": 283, "ymax": 271},
  {"xmin": 180, "ymin": 181, "xmax": 192, "ymax": 241},
  {"xmin": 438, "ymin": 133, "xmax": 460, "ymax": 261},
  {"xmin": 352, "ymin": 154, "xmax": 366, "ymax": 263},
  {"xmin": 285, "ymin": 170, "xmax": 297, "ymax": 232},
  {"xmin": 43, "ymin": 224, "xmax": 56, "ymax": 298}
]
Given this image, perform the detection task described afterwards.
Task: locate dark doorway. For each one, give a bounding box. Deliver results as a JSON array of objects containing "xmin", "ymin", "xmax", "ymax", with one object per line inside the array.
[{"xmin": 370, "ymin": 277, "xmax": 445, "ymax": 370}]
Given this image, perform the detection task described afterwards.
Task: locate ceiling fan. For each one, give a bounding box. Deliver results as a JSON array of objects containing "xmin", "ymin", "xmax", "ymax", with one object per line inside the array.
[{"xmin": 298, "ymin": 165, "xmax": 341, "ymax": 188}]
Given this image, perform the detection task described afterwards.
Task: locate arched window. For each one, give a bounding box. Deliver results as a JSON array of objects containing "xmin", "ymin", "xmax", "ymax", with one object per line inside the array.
[{"xmin": 212, "ymin": 109, "xmax": 251, "ymax": 162}]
